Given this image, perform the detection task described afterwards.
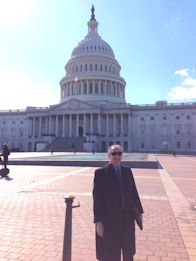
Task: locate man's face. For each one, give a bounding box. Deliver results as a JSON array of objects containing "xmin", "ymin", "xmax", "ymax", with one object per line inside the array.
[{"xmin": 109, "ymin": 147, "xmax": 122, "ymax": 166}]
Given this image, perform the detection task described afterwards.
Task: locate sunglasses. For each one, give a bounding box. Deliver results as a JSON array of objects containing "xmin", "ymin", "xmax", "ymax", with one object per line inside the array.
[{"xmin": 110, "ymin": 151, "xmax": 122, "ymax": 156}]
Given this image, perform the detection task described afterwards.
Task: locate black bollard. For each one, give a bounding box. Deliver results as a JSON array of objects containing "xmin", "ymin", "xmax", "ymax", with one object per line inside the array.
[{"xmin": 62, "ymin": 196, "xmax": 80, "ymax": 261}]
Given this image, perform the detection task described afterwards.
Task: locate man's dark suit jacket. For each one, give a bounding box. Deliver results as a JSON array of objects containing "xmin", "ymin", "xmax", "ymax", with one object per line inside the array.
[{"xmin": 93, "ymin": 163, "xmax": 144, "ymax": 260}]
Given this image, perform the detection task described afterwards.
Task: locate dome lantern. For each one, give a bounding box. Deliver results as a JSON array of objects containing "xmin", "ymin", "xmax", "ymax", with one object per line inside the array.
[{"xmin": 87, "ymin": 5, "xmax": 99, "ymax": 35}]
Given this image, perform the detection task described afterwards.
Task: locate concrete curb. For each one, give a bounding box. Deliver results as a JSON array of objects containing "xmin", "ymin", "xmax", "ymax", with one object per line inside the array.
[{"xmin": 8, "ymin": 160, "xmax": 163, "ymax": 169}]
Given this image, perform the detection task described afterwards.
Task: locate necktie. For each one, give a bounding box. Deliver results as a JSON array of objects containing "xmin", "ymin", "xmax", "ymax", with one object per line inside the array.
[{"xmin": 116, "ymin": 166, "xmax": 125, "ymax": 208}]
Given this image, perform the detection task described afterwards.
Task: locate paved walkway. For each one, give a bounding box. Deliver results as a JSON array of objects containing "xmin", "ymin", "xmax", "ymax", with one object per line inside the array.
[{"xmin": 0, "ymin": 155, "xmax": 195, "ymax": 261}]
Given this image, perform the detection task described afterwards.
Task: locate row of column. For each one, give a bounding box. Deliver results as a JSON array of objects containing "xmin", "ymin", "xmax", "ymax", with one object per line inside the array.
[
  {"xmin": 28, "ymin": 114, "xmax": 131, "ymax": 139},
  {"xmin": 61, "ymin": 79, "xmax": 125, "ymax": 99}
]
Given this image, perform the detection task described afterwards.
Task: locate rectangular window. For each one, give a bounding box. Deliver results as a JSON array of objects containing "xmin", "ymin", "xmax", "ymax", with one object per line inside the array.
[
  {"xmin": 141, "ymin": 143, "xmax": 145, "ymax": 149},
  {"xmin": 176, "ymin": 141, "xmax": 180, "ymax": 149}
]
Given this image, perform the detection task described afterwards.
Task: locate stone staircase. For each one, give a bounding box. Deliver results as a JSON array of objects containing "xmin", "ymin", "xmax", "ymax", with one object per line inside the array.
[{"xmin": 45, "ymin": 137, "xmax": 85, "ymax": 152}]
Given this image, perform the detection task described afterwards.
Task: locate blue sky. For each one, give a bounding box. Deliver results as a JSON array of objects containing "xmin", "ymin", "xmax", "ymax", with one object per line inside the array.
[{"xmin": 0, "ymin": 0, "xmax": 196, "ymax": 109}]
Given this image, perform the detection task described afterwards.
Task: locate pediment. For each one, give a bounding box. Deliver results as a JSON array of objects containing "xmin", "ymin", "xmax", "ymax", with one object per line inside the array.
[{"xmin": 50, "ymin": 98, "xmax": 97, "ymax": 111}]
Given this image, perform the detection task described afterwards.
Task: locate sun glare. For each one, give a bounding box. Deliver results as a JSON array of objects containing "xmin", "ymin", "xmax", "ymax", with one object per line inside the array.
[{"xmin": 0, "ymin": 0, "xmax": 34, "ymax": 28}]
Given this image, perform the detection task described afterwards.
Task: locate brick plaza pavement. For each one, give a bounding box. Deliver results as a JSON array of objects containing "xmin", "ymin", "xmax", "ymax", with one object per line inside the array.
[{"xmin": 0, "ymin": 155, "xmax": 195, "ymax": 261}]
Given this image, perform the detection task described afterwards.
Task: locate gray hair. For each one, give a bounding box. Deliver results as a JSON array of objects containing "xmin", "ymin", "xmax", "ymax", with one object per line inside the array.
[{"xmin": 108, "ymin": 144, "xmax": 123, "ymax": 155}]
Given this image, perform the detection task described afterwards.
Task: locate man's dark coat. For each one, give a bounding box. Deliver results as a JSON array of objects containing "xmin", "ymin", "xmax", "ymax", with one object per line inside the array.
[{"xmin": 93, "ymin": 163, "xmax": 144, "ymax": 260}]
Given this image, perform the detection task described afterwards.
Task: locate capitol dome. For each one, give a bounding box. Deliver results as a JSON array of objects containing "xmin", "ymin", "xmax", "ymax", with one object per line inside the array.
[
  {"xmin": 71, "ymin": 20, "xmax": 115, "ymax": 59},
  {"xmin": 60, "ymin": 6, "xmax": 126, "ymax": 104}
]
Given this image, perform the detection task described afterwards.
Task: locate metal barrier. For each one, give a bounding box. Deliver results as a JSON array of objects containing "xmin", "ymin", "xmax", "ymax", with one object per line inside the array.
[{"xmin": 62, "ymin": 196, "xmax": 80, "ymax": 261}]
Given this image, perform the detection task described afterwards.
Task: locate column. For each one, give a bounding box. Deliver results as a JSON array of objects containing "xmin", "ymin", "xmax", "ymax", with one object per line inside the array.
[
  {"xmin": 104, "ymin": 81, "xmax": 107, "ymax": 95},
  {"xmin": 44, "ymin": 117, "xmax": 47, "ymax": 136},
  {"xmin": 49, "ymin": 116, "xmax": 52, "ymax": 136},
  {"xmin": 98, "ymin": 114, "xmax": 101, "ymax": 135},
  {"xmin": 98, "ymin": 80, "xmax": 101, "ymax": 94},
  {"xmin": 62, "ymin": 115, "xmax": 65, "ymax": 137},
  {"xmin": 69, "ymin": 115, "xmax": 72, "ymax": 137},
  {"xmin": 55, "ymin": 115, "xmax": 58, "ymax": 137},
  {"xmin": 121, "ymin": 114, "xmax": 124, "ymax": 137},
  {"xmin": 113, "ymin": 114, "xmax": 116, "ymax": 137},
  {"xmin": 114, "ymin": 83, "xmax": 116, "ymax": 96},
  {"xmin": 93, "ymin": 80, "xmax": 95, "ymax": 94},
  {"xmin": 90, "ymin": 114, "xmax": 93, "ymax": 134},
  {"xmin": 27, "ymin": 118, "xmax": 30, "ymax": 137},
  {"xmin": 128, "ymin": 113, "xmax": 131, "ymax": 137},
  {"xmin": 39, "ymin": 117, "xmax": 42, "ymax": 138},
  {"xmin": 30, "ymin": 118, "xmax": 33, "ymax": 137},
  {"xmin": 76, "ymin": 114, "xmax": 79, "ymax": 137},
  {"xmin": 33, "ymin": 117, "xmax": 36, "ymax": 138},
  {"xmin": 106, "ymin": 114, "xmax": 109, "ymax": 137},
  {"xmin": 83, "ymin": 114, "xmax": 86, "ymax": 137},
  {"xmin": 81, "ymin": 81, "xmax": 83, "ymax": 94},
  {"xmin": 87, "ymin": 80, "xmax": 89, "ymax": 94}
]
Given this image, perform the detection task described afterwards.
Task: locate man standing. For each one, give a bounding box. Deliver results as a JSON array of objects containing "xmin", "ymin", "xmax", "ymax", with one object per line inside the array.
[{"xmin": 93, "ymin": 145, "xmax": 144, "ymax": 261}]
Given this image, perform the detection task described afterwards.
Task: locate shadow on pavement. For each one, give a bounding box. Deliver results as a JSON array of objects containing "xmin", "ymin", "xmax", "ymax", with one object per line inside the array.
[{"xmin": 0, "ymin": 168, "xmax": 13, "ymax": 180}]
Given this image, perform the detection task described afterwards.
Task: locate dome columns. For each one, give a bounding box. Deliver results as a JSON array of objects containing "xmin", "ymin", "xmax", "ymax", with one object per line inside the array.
[{"xmin": 60, "ymin": 79, "xmax": 125, "ymax": 102}]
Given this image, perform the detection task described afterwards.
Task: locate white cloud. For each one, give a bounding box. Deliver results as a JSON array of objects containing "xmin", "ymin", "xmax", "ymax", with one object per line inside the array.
[
  {"xmin": 168, "ymin": 86, "xmax": 196, "ymax": 100},
  {"xmin": 168, "ymin": 69, "xmax": 196, "ymax": 100},
  {"xmin": 174, "ymin": 69, "xmax": 189, "ymax": 77},
  {"xmin": 183, "ymin": 77, "xmax": 196, "ymax": 87},
  {"xmin": 0, "ymin": 63, "xmax": 59, "ymax": 110}
]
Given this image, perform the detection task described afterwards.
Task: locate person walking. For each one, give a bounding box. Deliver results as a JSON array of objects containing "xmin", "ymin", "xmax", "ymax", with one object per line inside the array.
[
  {"xmin": 93, "ymin": 144, "xmax": 144, "ymax": 261},
  {"xmin": 1, "ymin": 144, "xmax": 10, "ymax": 169}
]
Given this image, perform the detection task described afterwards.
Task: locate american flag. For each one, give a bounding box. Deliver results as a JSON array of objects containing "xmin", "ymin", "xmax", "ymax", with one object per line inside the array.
[{"xmin": 74, "ymin": 76, "xmax": 79, "ymax": 82}]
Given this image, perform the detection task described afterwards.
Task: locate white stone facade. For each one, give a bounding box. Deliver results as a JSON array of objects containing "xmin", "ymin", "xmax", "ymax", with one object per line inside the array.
[{"xmin": 0, "ymin": 10, "xmax": 196, "ymax": 153}]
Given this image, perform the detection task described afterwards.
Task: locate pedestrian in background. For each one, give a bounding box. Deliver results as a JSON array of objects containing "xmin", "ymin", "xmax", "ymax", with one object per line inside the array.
[{"xmin": 1, "ymin": 144, "xmax": 10, "ymax": 169}]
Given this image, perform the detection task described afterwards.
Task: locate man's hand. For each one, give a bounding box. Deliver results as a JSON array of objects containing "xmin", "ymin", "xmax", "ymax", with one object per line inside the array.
[{"xmin": 96, "ymin": 222, "xmax": 104, "ymax": 238}]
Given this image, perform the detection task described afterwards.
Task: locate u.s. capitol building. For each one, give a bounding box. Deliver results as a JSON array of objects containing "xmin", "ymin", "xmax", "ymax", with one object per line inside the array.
[{"xmin": 0, "ymin": 8, "xmax": 196, "ymax": 153}]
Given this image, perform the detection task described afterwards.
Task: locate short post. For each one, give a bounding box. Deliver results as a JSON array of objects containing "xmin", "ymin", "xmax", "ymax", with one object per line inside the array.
[{"xmin": 62, "ymin": 196, "xmax": 80, "ymax": 261}]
